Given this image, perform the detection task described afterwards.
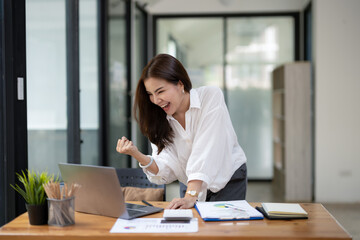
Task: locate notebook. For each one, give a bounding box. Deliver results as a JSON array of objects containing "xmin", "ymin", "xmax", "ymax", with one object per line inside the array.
[
  {"xmin": 58, "ymin": 163, "xmax": 163, "ymax": 219},
  {"xmin": 257, "ymin": 203, "xmax": 308, "ymax": 220}
]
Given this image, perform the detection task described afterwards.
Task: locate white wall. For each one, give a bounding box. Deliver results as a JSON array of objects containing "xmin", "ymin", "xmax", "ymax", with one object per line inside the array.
[{"xmin": 313, "ymin": 0, "xmax": 360, "ymax": 202}]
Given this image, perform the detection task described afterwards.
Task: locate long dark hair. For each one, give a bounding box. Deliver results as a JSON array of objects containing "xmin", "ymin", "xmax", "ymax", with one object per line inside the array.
[{"xmin": 134, "ymin": 54, "xmax": 192, "ymax": 154}]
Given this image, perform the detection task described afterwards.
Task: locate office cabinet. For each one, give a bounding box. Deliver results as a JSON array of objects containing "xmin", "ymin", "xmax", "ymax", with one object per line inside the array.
[{"xmin": 272, "ymin": 62, "xmax": 312, "ymax": 202}]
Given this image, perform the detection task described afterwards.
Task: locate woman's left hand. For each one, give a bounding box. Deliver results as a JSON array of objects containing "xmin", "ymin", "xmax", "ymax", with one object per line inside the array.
[{"xmin": 167, "ymin": 196, "xmax": 197, "ymax": 209}]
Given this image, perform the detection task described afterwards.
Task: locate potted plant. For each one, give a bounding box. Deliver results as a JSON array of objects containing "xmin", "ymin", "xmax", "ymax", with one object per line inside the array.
[{"xmin": 10, "ymin": 169, "xmax": 58, "ymax": 225}]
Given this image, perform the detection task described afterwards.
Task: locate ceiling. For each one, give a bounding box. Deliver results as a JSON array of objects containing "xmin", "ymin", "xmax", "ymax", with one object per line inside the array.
[{"xmin": 136, "ymin": 0, "xmax": 308, "ymax": 14}]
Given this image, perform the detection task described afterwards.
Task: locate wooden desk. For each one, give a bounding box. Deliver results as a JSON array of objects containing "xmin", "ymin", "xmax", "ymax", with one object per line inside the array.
[{"xmin": 0, "ymin": 202, "xmax": 352, "ymax": 240}]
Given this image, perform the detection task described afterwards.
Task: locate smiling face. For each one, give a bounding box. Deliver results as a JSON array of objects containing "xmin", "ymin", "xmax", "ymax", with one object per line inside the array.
[{"xmin": 144, "ymin": 77, "xmax": 188, "ymax": 116}]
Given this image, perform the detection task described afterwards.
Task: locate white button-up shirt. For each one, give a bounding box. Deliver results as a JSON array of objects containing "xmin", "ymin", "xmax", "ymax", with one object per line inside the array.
[{"xmin": 144, "ymin": 86, "xmax": 247, "ymax": 201}]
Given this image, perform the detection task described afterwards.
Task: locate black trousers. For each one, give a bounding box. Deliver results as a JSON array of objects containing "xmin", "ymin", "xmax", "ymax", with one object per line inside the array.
[{"xmin": 206, "ymin": 163, "xmax": 247, "ymax": 201}]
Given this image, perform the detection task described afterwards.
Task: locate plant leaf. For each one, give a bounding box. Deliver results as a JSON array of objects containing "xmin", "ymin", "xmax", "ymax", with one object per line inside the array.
[{"xmin": 11, "ymin": 169, "xmax": 60, "ymax": 205}]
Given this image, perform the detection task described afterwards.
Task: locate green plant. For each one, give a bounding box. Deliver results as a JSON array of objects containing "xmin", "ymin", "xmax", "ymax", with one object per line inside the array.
[{"xmin": 10, "ymin": 170, "xmax": 58, "ymax": 205}]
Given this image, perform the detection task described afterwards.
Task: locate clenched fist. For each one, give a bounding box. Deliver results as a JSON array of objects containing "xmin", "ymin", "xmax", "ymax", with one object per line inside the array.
[{"xmin": 116, "ymin": 136, "xmax": 138, "ymax": 156}]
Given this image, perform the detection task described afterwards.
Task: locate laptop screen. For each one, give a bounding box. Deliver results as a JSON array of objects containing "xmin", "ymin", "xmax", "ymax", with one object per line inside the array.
[
  {"xmin": 59, "ymin": 163, "xmax": 128, "ymax": 218},
  {"xmin": 58, "ymin": 163, "xmax": 163, "ymax": 219}
]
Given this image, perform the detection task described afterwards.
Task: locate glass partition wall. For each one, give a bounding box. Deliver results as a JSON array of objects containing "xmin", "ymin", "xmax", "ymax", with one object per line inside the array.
[
  {"xmin": 108, "ymin": 2, "xmax": 149, "ymax": 168},
  {"xmin": 156, "ymin": 15, "xmax": 295, "ymax": 179},
  {"xmin": 226, "ymin": 17, "xmax": 294, "ymax": 179},
  {"xmin": 26, "ymin": 0, "xmax": 101, "ymax": 173},
  {"xmin": 26, "ymin": 0, "xmax": 133, "ymax": 173},
  {"xmin": 107, "ymin": 0, "xmax": 129, "ymax": 168},
  {"xmin": 79, "ymin": 0, "xmax": 100, "ymax": 166},
  {"xmin": 157, "ymin": 18, "xmax": 224, "ymax": 89},
  {"xmin": 134, "ymin": 5, "xmax": 149, "ymax": 155},
  {"xmin": 26, "ymin": 0, "xmax": 68, "ymax": 174}
]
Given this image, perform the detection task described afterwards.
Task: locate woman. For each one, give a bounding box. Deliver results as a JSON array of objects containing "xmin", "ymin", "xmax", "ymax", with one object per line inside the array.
[{"xmin": 116, "ymin": 54, "xmax": 247, "ymax": 209}]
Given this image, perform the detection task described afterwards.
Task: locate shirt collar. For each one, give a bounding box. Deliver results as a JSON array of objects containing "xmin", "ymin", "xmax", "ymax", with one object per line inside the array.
[{"xmin": 166, "ymin": 88, "xmax": 201, "ymax": 121}]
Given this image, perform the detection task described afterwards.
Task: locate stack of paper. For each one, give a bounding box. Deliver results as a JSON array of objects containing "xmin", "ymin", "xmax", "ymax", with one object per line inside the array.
[
  {"xmin": 259, "ymin": 203, "xmax": 308, "ymax": 219},
  {"xmin": 195, "ymin": 200, "xmax": 263, "ymax": 221}
]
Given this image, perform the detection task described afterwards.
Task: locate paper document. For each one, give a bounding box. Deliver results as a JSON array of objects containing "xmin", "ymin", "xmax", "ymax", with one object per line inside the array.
[
  {"xmin": 110, "ymin": 218, "xmax": 198, "ymax": 233},
  {"xmin": 195, "ymin": 200, "xmax": 263, "ymax": 221}
]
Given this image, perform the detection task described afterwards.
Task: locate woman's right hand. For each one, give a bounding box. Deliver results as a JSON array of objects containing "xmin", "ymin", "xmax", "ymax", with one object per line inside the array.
[{"xmin": 116, "ymin": 136, "xmax": 138, "ymax": 156}]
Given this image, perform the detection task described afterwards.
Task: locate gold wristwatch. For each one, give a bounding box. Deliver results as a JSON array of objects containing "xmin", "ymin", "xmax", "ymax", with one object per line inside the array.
[{"xmin": 186, "ymin": 190, "xmax": 199, "ymax": 197}]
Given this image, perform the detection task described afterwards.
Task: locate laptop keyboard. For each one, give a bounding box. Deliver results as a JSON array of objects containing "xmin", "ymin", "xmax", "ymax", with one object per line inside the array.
[
  {"xmin": 126, "ymin": 203, "xmax": 147, "ymax": 210},
  {"xmin": 126, "ymin": 203, "xmax": 147, "ymax": 217},
  {"xmin": 127, "ymin": 209, "xmax": 146, "ymax": 216}
]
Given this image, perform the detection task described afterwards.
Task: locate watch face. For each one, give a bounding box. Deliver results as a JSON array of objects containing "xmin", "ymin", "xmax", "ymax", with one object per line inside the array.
[{"xmin": 187, "ymin": 190, "xmax": 198, "ymax": 197}]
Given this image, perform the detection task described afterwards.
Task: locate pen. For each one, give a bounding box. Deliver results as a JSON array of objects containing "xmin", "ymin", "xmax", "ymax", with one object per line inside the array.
[
  {"xmin": 142, "ymin": 200, "xmax": 153, "ymax": 206},
  {"xmin": 224, "ymin": 204, "xmax": 246, "ymax": 212}
]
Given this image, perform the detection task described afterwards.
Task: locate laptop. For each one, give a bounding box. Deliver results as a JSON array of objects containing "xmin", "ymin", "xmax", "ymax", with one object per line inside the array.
[{"xmin": 58, "ymin": 163, "xmax": 163, "ymax": 219}]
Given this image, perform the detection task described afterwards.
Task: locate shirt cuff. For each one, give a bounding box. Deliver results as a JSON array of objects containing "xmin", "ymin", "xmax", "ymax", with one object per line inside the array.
[
  {"xmin": 187, "ymin": 172, "xmax": 211, "ymax": 187},
  {"xmin": 143, "ymin": 158, "xmax": 167, "ymax": 184}
]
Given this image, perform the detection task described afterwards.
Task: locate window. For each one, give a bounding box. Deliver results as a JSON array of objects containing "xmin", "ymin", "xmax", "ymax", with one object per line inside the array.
[{"xmin": 156, "ymin": 14, "xmax": 297, "ymax": 179}]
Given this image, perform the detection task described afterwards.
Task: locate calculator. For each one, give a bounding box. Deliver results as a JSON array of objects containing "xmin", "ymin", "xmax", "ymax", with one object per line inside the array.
[{"xmin": 163, "ymin": 209, "xmax": 193, "ymax": 221}]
